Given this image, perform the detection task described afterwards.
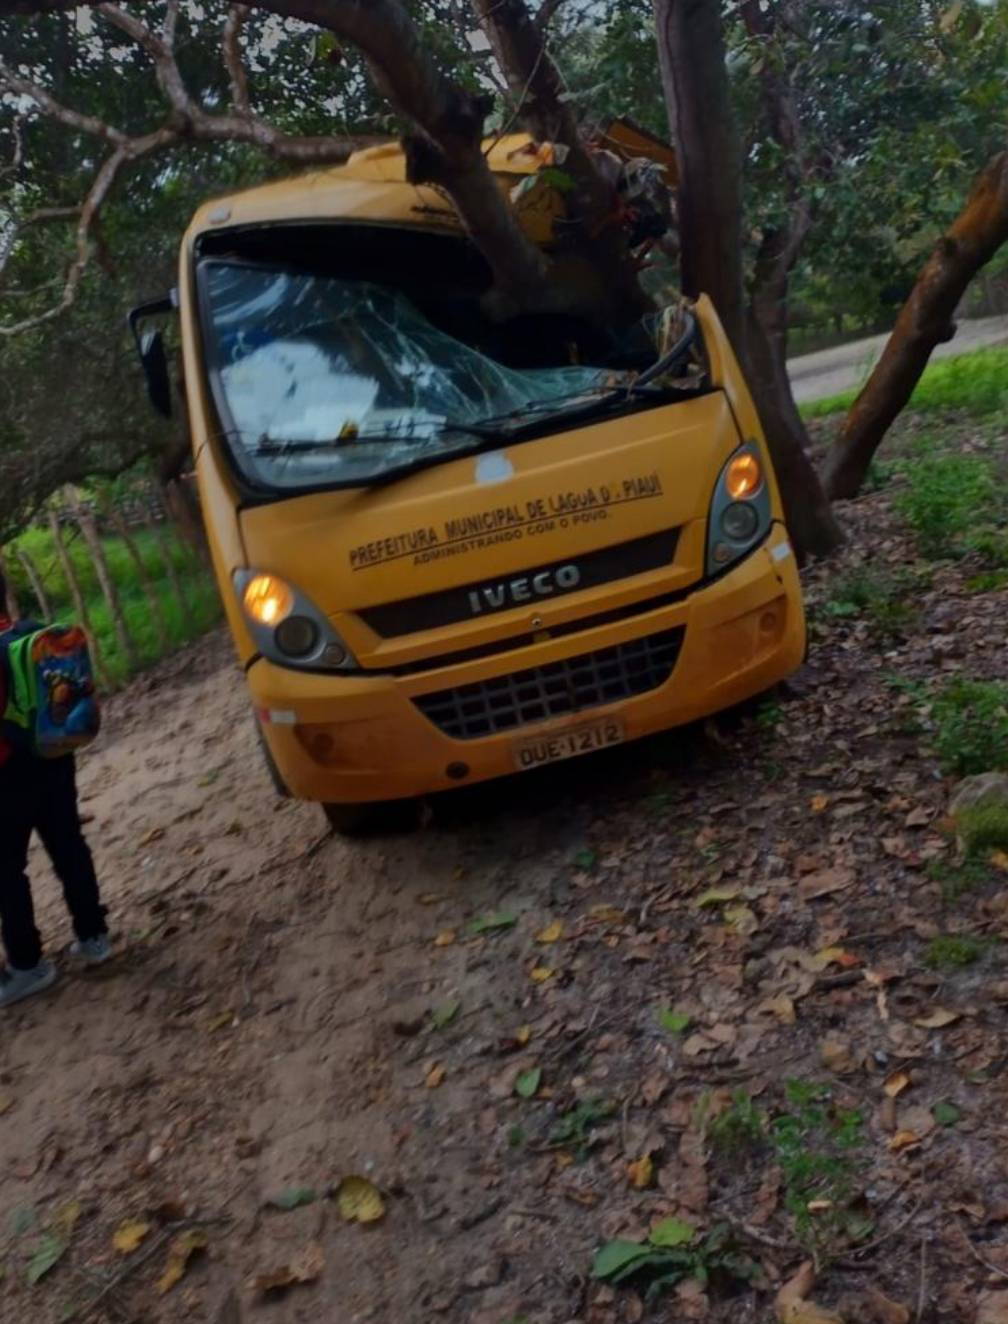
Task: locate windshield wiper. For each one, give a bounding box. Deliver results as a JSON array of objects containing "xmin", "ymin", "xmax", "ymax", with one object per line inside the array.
[{"xmin": 250, "ymin": 421, "xmax": 506, "ymax": 454}]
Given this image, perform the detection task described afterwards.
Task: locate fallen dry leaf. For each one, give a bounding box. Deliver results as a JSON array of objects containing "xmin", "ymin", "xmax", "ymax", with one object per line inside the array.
[
  {"xmin": 51, "ymin": 1199, "xmax": 82, "ymax": 1239},
  {"xmin": 0, "ymin": 1093, "xmax": 12, "ymax": 1116},
  {"xmin": 425, "ymin": 1063, "xmax": 445, "ymax": 1089},
  {"xmin": 798, "ymin": 868, "xmax": 855, "ymax": 902},
  {"xmin": 336, "ymin": 1176, "xmax": 385, "ymax": 1224},
  {"xmin": 820, "ymin": 1037, "xmax": 856, "ymax": 1074},
  {"xmin": 914, "ymin": 1007, "xmax": 960, "ymax": 1029},
  {"xmin": 530, "ymin": 965, "xmax": 554, "ymax": 983},
  {"xmin": 535, "ymin": 920, "xmax": 563, "ymax": 944},
  {"xmin": 777, "ymin": 1261, "xmax": 845, "ymax": 1324},
  {"xmin": 863, "ymin": 1286, "xmax": 910, "ymax": 1324},
  {"xmin": 156, "ymin": 1229, "xmax": 207, "ymax": 1295},
  {"xmin": 515, "ymin": 1025, "xmax": 532, "ymax": 1045},
  {"xmin": 810, "ymin": 793, "xmax": 830, "ymax": 813},
  {"xmin": 433, "ymin": 929, "xmax": 456, "ymax": 947},
  {"xmin": 883, "ymin": 1070, "xmax": 911, "ymax": 1099},
  {"xmin": 251, "ymin": 1241, "xmax": 324, "ymax": 1297},
  {"xmin": 627, "ymin": 1155, "xmax": 654, "ymax": 1189},
  {"xmin": 113, "ymin": 1219, "xmax": 152, "ymax": 1254}
]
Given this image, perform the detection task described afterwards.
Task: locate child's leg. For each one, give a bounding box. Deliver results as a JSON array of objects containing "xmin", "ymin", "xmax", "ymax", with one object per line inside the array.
[
  {"xmin": 34, "ymin": 756, "xmax": 107, "ymax": 943},
  {"xmin": 0, "ymin": 763, "xmax": 44, "ymax": 969}
]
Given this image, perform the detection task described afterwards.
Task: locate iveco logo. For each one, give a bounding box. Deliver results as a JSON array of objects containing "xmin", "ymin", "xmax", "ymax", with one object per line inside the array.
[{"xmin": 467, "ymin": 564, "xmax": 581, "ymax": 615}]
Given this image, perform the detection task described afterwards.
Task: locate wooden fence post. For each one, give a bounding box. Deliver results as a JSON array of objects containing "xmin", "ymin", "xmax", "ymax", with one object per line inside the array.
[
  {"xmin": 48, "ymin": 508, "xmax": 110, "ymax": 688},
  {"xmin": 16, "ymin": 548, "xmax": 53, "ymax": 620},
  {"xmin": 66, "ymin": 486, "xmax": 138, "ymax": 674},
  {"xmin": 99, "ymin": 493, "xmax": 170, "ymax": 654},
  {"xmin": 150, "ymin": 515, "xmax": 191, "ymax": 621}
]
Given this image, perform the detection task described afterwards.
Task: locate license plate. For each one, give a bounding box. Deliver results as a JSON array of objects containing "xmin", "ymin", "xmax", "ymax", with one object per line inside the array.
[{"xmin": 513, "ymin": 718, "xmax": 625, "ymax": 771}]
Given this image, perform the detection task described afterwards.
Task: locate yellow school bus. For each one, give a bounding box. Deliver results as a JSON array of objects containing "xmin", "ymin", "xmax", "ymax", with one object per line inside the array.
[{"xmin": 130, "ymin": 136, "xmax": 805, "ymax": 831}]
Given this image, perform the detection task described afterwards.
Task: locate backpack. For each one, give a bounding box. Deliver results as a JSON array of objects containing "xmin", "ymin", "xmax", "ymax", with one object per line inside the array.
[{"xmin": 1, "ymin": 625, "xmax": 101, "ymax": 759}]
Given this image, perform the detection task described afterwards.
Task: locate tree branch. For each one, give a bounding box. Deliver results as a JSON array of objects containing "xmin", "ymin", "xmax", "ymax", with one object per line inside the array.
[{"xmin": 222, "ymin": 5, "xmax": 252, "ymax": 116}]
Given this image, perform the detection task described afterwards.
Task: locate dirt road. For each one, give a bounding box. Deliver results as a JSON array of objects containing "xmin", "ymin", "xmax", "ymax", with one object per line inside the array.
[
  {"xmin": 788, "ymin": 314, "xmax": 1008, "ymax": 403},
  {"xmin": 2, "ymin": 433, "xmax": 1007, "ymax": 1323}
]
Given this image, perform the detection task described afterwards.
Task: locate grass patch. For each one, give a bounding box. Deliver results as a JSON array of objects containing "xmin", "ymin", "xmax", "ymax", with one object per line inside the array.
[
  {"xmin": 927, "ymin": 856, "xmax": 993, "ymax": 904},
  {"xmin": 820, "ymin": 565, "xmax": 921, "ymax": 642},
  {"xmin": 956, "ymin": 804, "xmax": 1008, "ymax": 857},
  {"xmin": 925, "ymin": 934, "xmax": 985, "ymax": 969},
  {"xmin": 932, "ymin": 679, "xmax": 1008, "ymax": 776},
  {"xmin": 801, "ymin": 344, "xmax": 1008, "ymax": 420},
  {"xmin": 8, "ymin": 523, "xmax": 221, "ymax": 687},
  {"xmin": 703, "ymin": 1082, "xmax": 867, "ymax": 1257},
  {"xmin": 894, "ymin": 453, "xmax": 1001, "ymax": 559}
]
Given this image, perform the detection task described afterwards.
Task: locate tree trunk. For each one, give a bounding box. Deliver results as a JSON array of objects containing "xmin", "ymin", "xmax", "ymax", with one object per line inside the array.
[
  {"xmin": 101, "ymin": 495, "xmax": 169, "ymax": 654},
  {"xmin": 163, "ymin": 479, "xmax": 210, "ymax": 569},
  {"xmin": 472, "ymin": 0, "xmax": 652, "ymax": 325},
  {"xmin": 67, "ymin": 487, "xmax": 138, "ymax": 672},
  {"xmin": 823, "ymin": 151, "xmax": 1008, "ymax": 500},
  {"xmin": 16, "ymin": 548, "xmax": 52, "ymax": 620},
  {"xmin": 47, "ymin": 508, "xmax": 109, "ymax": 687},
  {"xmin": 653, "ymin": 0, "xmax": 747, "ymax": 359},
  {"xmin": 0, "ymin": 545, "xmax": 19, "ymax": 616}
]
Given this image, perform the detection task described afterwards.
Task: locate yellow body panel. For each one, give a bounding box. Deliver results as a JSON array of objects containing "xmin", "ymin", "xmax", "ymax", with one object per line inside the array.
[{"xmin": 179, "ymin": 151, "xmax": 805, "ymax": 807}]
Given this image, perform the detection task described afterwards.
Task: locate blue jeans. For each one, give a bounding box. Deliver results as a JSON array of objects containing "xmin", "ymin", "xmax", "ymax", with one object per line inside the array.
[{"xmin": 0, "ymin": 753, "xmax": 106, "ymax": 969}]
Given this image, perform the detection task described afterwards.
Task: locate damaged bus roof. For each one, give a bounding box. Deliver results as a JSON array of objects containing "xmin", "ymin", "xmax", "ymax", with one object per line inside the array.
[{"xmin": 186, "ymin": 122, "xmax": 678, "ymax": 246}]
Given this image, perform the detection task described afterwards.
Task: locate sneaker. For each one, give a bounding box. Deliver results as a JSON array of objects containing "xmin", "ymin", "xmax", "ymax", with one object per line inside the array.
[
  {"xmin": 0, "ymin": 960, "xmax": 59, "ymax": 1009},
  {"xmin": 69, "ymin": 933, "xmax": 112, "ymax": 966}
]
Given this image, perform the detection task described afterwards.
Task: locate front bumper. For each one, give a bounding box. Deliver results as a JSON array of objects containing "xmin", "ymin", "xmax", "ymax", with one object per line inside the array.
[{"xmin": 251, "ymin": 524, "xmax": 805, "ymax": 804}]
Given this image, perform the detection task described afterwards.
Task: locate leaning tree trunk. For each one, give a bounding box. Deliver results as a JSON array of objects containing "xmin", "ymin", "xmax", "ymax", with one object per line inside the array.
[
  {"xmin": 16, "ymin": 547, "xmax": 52, "ymax": 620},
  {"xmin": 0, "ymin": 546, "xmax": 20, "ymax": 616},
  {"xmin": 655, "ymin": 0, "xmax": 843, "ymax": 560},
  {"xmin": 822, "ymin": 151, "xmax": 1008, "ymax": 500},
  {"xmin": 66, "ymin": 486, "xmax": 138, "ymax": 673},
  {"xmin": 653, "ymin": 0, "xmax": 748, "ymax": 357}
]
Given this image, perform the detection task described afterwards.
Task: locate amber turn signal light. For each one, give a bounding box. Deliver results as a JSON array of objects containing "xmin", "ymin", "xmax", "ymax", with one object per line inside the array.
[
  {"xmin": 243, "ymin": 574, "xmax": 294, "ymax": 626},
  {"xmin": 725, "ymin": 452, "xmax": 762, "ymax": 500}
]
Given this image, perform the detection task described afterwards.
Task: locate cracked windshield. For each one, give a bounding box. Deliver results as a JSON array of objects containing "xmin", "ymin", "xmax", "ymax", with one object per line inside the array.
[{"xmin": 203, "ymin": 262, "xmax": 614, "ymax": 488}]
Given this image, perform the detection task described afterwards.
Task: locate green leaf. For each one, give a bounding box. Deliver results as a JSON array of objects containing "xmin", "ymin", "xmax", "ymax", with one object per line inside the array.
[
  {"xmin": 10, "ymin": 1207, "xmax": 37, "ymax": 1237},
  {"xmin": 695, "ymin": 887, "xmax": 739, "ymax": 908},
  {"xmin": 538, "ymin": 166, "xmax": 576, "ymax": 194},
  {"xmin": 592, "ymin": 1240, "xmax": 652, "ymax": 1280},
  {"xmin": 431, "ymin": 999, "xmax": 460, "ymax": 1029},
  {"xmin": 657, "ymin": 1008, "xmax": 691, "ymax": 1034},
  {"xmin": 26, "ymin": 1234, "xmax": 66, "ymax": 1286},
  {"xmin": 649, "ymin": 1217, "xmax": 696, "ymax": 1248},
  {"xmin": 933, "ymin": 1099, "xmax": 961, "ymax": 1127},
  {"xmin": 469, "ymin": 911, "xmax": 517, "ymax": 935},
  {"xmin": 573, "ymin": 847, "xmax": 597, "ymax": 870},
  {"xmin": 266, "ymin": 1187, "xmax": 317, "ymax": 1211},
  {"xmin": 514, "ymin": 1067, "xmax": 542, "ymax": 1099}
]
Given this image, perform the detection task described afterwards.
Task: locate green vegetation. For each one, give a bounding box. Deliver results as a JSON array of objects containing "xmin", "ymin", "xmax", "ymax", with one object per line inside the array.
[
  {"xmin": 925, "ymin": 934, "xmax": 984, "ymax": 970},
  {"xmin": 931, "ymin": 679, "xmax": 1008, "ymax": 776},
  {"xmin": 592, "ymin": 1221, "xmax": 757, "ymax": 1303},
  {"xmin": 820, "ymin": 566, "xmax": 921, "ymax": 641},
  {"xmin": 703, "ymin": 1082, "xmax": 866, "ymax": 1256},
  {"xmin": 927, "ymin": 856, "xmax": 995, "ymax": 904},
  {"xmin": 956, "ymin": 804, "xmax": 1008, "ymax": 857},
  {"xmin": 802, "ymin": 345, "xmax": 1008, "ymax": 421},
  {"xmin": 549, "ymin": 1098, "xmax": 615, "ymax": 1160},
  {"xmin": 895, "ymin": 453, "xmax": 1002, "ymax": 559},
  {"xmin": 7, "ymin": 522, "xmax": 220, "ymax": 687}
]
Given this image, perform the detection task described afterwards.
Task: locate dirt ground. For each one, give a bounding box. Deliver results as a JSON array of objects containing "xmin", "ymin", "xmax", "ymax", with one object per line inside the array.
[{"xmin": 2, "ymin": 448, "xmax": 1008, "ymax": 1324}]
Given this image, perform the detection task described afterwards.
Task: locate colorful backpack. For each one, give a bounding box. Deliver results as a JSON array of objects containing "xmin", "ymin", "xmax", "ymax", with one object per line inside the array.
[{"xmin": 1, "ymin": 625, "xmax": 101, "ymax": 758}]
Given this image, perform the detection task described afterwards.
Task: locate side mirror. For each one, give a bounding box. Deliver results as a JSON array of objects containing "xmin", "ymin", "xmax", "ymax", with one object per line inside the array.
[
  {"xmin": 140, "ymin": 329, "xmax": 172, "ymax": 418},
  {"xmin": 127, "ymin": 291, "xmax": 177, "ymax": 419}
]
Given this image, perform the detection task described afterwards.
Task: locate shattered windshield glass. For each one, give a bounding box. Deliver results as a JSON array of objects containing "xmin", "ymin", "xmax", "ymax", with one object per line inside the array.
[{"xmin": 201, "ymin": 262, "xmax": 617, "ymax": 490}]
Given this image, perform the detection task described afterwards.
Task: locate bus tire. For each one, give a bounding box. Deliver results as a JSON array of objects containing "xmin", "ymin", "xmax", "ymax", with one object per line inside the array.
[{"xmin": 321, "ymin": 800, "xmax": 417, "ymax": 837}]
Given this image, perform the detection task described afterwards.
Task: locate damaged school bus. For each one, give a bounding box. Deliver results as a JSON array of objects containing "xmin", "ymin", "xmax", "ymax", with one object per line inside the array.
[{"xmin": 130, "ymin": 132, "xmax": 805, "ymax": 832}]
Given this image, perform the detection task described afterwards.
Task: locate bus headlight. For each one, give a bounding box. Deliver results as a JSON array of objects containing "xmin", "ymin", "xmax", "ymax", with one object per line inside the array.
[
  {"xmin": 234, "ymin": 570, "xmax": 357, "ymax": 672},
  {"xmin": 707, "ymin": 441, "xmax": 772, "ymax": 576}
]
